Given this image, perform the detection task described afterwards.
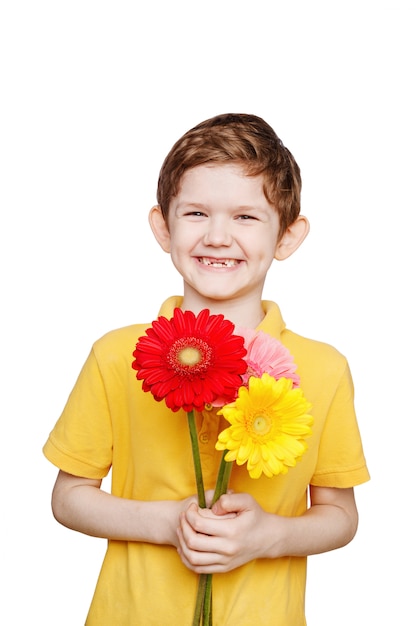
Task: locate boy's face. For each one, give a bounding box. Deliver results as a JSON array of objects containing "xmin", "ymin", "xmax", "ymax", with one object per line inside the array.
[{"xmin": 153, "ymin": 163, "xmax": 282, "ymax": 309}]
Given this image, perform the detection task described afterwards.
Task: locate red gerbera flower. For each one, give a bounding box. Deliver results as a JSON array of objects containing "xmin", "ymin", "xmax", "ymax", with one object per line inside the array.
[{"xmin": 132, "ymin": 308, "xmax": 247, "ymax": 412}]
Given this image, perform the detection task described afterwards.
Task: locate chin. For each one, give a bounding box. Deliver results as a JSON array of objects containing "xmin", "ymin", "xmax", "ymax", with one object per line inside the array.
[{"xmin": 201, "ymin": 290, "xmax": 243, "ymax": 303}]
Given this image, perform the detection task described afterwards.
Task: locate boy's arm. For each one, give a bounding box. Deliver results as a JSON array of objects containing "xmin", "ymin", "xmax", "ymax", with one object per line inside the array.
[
  {"xmin": 177, "ymin": 486, "xmax": 359, "ymax": 574},
  {"xmin": 275, "ymin": 484, "xmax": 359, "ymax": 556},
  {"xmin": 51, "ymin": 470, "xmax": 192, "ymax": 547}
]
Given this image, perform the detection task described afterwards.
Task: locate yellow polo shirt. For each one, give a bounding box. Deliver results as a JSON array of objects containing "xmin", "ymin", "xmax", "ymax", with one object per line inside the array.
[{"xmin": 43, "ymin": 297, "xmax": 369, "ymax": 625}]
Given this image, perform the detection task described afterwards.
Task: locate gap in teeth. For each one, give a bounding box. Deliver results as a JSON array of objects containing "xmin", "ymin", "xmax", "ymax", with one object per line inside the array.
[{"xmin": 200, "ymin": 257, "xmax": 237, "ymax": 267}]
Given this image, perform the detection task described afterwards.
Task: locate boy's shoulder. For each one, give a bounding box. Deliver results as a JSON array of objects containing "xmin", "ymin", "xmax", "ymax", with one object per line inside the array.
[
  {"xmin": 261, "ymin": 300, "xmax": 347, "ymax": 370},
  {"xmin": 283, "ymin": 326, "xmax": 345, "ymax": 355},
  {"xmin": 91, "ymin": 323, "xmax": 151, "ymax": 361},
  {"xmin": 97, "ymin": 322, "xmax": 151, "ymax": 342},
  {"xmin": 282, "ymin": 327, "xmax": 349, "ymax": 378}
]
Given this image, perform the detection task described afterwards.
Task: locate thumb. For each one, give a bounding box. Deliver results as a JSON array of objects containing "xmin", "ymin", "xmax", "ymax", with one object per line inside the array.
[{"xmin": 211, "ymin": 492, "xmax": 243, "ymax": 516}]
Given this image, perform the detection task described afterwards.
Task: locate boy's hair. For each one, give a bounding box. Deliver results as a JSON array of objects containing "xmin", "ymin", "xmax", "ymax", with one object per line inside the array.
[{"xmin": 157, "ymin": 113, "xmax": 301, "ymax": 240}]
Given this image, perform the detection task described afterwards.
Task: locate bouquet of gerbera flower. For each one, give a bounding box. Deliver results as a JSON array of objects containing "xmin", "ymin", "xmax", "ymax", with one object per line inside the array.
[{"xmin": 133, "ymin": 309, "xmax": 313, "ymax": 626}]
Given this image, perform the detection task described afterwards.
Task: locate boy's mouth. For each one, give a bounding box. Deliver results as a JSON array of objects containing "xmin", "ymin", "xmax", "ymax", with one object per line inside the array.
[{"xmin": 198, "ymin": 257, "xmax": 240, "ymax": 268}]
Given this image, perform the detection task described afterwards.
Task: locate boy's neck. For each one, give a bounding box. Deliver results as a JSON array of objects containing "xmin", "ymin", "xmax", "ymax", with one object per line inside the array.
[{"xmin": 180, "ymin": 293, "xmax": 265, "ymax": 329}]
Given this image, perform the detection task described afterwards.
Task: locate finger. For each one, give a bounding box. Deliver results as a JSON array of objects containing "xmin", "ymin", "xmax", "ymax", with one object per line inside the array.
[
  {"xmin": 211, "ymin": 492, "xmax": 252, "ymax": 516},
  {"xmin": 177, "ymin": 516, "xmax": 224, "ymax": 570},
  {"xmin": 204, "ymin": 489, "xmax": 215, "ymax": 507}
]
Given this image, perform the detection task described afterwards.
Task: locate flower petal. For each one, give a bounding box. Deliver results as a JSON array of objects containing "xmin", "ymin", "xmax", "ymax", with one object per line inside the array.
[
  {"xmin": 217, "ymin": 373, "xmax": 313, "ymax": 479},
  {"xmin": 132, "ymin": 308, "xmax": 247, "ymax": 412}
]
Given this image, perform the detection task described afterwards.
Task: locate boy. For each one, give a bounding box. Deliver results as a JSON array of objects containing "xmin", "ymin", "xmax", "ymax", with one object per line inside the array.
[{"xmin": 43, "ymin": 113, "xmax": 369, "ymax": 625}]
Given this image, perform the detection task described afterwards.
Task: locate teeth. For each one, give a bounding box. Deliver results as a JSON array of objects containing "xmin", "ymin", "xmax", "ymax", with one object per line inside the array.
[{"xmin": 199, "ymin": 257, "xmax": 238, "ymax": 267}]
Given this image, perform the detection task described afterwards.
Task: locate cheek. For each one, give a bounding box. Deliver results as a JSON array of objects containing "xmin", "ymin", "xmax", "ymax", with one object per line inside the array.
[
  {"xmin": 167, "ymin": 228, "xmax": 188, "ymax": 252},
  {"xmin": 253, "ymin": 237, "xmax": 278, "ymax": 261}
]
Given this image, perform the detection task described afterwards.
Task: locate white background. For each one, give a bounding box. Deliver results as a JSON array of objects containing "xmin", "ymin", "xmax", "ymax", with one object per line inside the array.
[{"xmin": 1, "ymin": 1, "xmax": 416, "ymax": 624}]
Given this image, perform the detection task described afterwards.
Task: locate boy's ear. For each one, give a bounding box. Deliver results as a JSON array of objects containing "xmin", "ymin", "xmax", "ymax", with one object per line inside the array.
[
  {"xmin": 274, "ymin": 216, "xmax": 310, "ymax": 260},
  {"xmin": 149, "ymin": 205, "xmax": 171, "ymax": 252}
]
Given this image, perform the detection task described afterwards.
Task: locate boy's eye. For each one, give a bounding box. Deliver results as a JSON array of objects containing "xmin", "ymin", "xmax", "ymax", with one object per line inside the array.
[
  {"xmin": 185, "ymin": 211, "xmax": 206, "ymax": 217},
  {"xmin": 237, "ymin": 214, "xmax": 256, "ymax": 220}
]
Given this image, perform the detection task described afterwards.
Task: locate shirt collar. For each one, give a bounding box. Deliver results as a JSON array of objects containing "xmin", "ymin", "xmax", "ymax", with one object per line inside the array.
[{"xmin": 158, "ymin": 297, "xmax": 286, "ymax": 340}]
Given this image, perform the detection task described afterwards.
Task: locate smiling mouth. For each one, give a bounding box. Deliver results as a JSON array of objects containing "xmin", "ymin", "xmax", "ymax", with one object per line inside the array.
[{"xmin": 198, "ymin": 257, "xmax": 240, "ymax": 268}]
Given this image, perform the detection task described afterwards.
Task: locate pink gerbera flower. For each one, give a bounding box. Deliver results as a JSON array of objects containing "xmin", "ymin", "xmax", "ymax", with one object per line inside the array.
[{"xmin": 236, "ymin": 327, "xmax": 300, "ymax": 388}]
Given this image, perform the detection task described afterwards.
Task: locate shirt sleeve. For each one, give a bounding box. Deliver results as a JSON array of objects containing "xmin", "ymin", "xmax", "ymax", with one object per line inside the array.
[
  {"xmin": 310, "ymin": 361, "xmax": 370, "ymax": 488},
  {"xmin": 43, "ymin": 347, "xmax": 113, "ymax": 479}
]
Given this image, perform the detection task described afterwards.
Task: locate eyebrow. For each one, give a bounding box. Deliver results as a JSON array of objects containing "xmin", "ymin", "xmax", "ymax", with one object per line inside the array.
[
  {"xmin": 175, "ymin": 201, "xmax": 266, "ymax": 213},
  {"xmin": 175, "ymin": 202, "xmax": 207, "ymax": 210}
]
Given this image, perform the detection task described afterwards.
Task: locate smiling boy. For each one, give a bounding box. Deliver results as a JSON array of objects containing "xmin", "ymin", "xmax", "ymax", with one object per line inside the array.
[
  {"xmin": 149, "ymin": 162, "xmax": 308, "ymax": 328},
  {"xmin": 43, "ymin": 113, "xmax": 369, "ymax": 625}
]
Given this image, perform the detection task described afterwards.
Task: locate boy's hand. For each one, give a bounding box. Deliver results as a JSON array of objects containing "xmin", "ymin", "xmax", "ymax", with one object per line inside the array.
[
  {"xmin": 176, "ymin": 493, "xmax": 269, "ymax": 573},
  {"xmin": 177, "ymin": 486, "xmax": 359, "ymax": 573}
]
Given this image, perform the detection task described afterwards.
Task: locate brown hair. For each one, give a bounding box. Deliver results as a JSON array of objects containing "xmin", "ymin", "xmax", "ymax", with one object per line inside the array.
[{"xmin": 157, "ymin": 113, "xmax": 301, "ymax": 240}]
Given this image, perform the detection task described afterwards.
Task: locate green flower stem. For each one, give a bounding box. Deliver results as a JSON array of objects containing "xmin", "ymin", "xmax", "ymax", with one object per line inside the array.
[
  {"xmin": 202, "ymin": 574, "xmax": 213, "ymax": 626},
  {"xmin": 187, "ymin": 410, "xmax": 209, "ymax": 625},
  {"xmin": 187, "ymin": 423, "xmax": 233, "ymax": 625},
  {"xmin": 199, "ymin": 451, "xmax": 233, "ymax": 625},
  {"xmin": 187, "ymin": 411, "xmax": 206, "ymax": 508},
  {"xmin": 212, "ymin": 450, "xmax": 233, "ymax": 506},
  {"xmin": 192, "ymin": 573, "xmax": 208, "ymax": 626}
]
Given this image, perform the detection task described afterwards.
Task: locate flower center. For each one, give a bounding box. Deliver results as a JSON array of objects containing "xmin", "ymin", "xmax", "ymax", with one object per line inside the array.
[
  {"xmin": 252, "ymin": 414, "xmax": 271, "ymax": 435},
  {"xmin": 178, "ymin": 347, "xmax": 202, "ymax": 366},
  {"xmin": 246, "ymin": 360, "xmax": 263, "ymax": 378},
  {"xmin": 168, "ymin": 337, "xmax": 213, "ymax": 376},
  {"xmin": 242, "ymin": 361, "xmax": 263, "ymax": 386}
]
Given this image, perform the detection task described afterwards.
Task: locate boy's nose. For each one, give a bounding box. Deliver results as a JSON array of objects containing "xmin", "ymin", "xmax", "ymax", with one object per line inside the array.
[{"xmin": 203, "ymin": 219, "xmax": 232, "ymax": 247}]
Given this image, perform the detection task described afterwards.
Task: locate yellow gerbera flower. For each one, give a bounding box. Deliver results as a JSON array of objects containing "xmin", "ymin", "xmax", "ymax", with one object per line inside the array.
[{"xmin": 216, "ymin": 373, "xmax": 313, "ymax": 479}]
